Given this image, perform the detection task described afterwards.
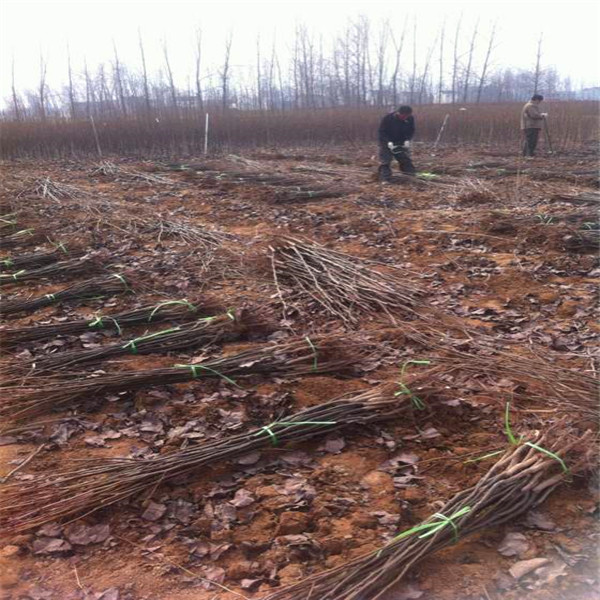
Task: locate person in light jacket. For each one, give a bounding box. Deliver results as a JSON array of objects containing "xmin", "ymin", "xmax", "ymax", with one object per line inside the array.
[{"xmin": 521, "ymin": 94, "xmax": 547, "ymax": 157}]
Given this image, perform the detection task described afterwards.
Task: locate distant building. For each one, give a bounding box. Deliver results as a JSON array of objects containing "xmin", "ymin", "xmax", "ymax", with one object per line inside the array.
[
  {"xmin": 575, "ymin": 87, "xmax": 600, "ymax": 100},
  {"xmin": 552, "ymin": 87, "xmax": 600, "ymax": 101}
]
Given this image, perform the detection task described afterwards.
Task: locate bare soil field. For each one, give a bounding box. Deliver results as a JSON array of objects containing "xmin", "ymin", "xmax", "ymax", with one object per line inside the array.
[{"xmin": 0, "ymin": 143, "xmax": 598, "ymax": 600}]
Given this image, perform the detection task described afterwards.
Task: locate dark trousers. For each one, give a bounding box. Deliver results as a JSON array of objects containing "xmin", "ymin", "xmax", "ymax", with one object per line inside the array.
[
  {"xmin": 378, "ymin": 142, "xmax": 416, "ymax": 180},
  {"xmin": 523, "ymin": 128, "xmax": 540, "ymax": 156}
]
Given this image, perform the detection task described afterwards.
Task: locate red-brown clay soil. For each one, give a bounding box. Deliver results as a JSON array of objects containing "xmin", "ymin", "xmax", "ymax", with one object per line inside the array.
[{"xmin": 0, "ymin": 144, "xmax": 598, "ymax": 600}]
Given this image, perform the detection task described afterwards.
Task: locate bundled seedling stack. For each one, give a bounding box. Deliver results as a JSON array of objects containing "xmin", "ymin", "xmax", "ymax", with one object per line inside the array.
[
  {"xmin": 18, "ymin": 177, "xmax": 90, "ymax": 203},
  {"xmin": 0, "ymin": 299, "xmax": 203, "ymax": 348},
  {"xmin": 90, "ymin": 161, "xmax": 175, "ymax": 185},
  {"xmin": 1, "ymin": 334, "xmax": 376, "ymax": 422},
  {"xmin": 17, "ymin": 311, "xmax": 248, "ymax": 373},
  {"xmin": 0, "ymin": 228, "xmax": 44, "ymax": 251},
  {"xmin": 133, "ymin": 218, "xmax": 230, "ymax": 250},
  {"xmin": 0, "ymin": 385, "xmax": 418, "ymax": 532},
  {"xmin": 0, "ymin": 214, "xmax": 18, "ymax": 231},
  {"xmin": 0, "ymin": 243, "xmax": 82, "ymax": 273},
  {"xmin": 270, "ymin": 236, "xmax": 422, "ymax": 325},
  {"xmin": 0, "ymin": 255, "xmax": 101, "ymax": 287},
  {"xmin": 264, "ymin": 426, "xmax": 588, "ymax": 600},
  {"xmin": 0, "ymin": 273, "xmax": 130, "ymax": 317},
  {"xmin": 391, "ymin": 320, "xmax": 597, "ymax": 414}
]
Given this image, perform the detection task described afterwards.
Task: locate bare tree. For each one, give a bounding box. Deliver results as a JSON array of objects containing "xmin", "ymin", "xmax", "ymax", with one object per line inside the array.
[
  {"xmin": 409, "ymin": 18, "xmax": 418, "ymax": 103},
  {"xmin": 340, "ymin": 27, "xmax": 351, "ymax": 105},
  {"xmin": 375, "ymin": 20, "xmax": 389, "ymax": 106},
  {"xmin": 295, "ymin": 24, "xmax": 316, "ymax": 107},
  {"xmin": 462, "ymin": 19, "xmax": 479, "ymax": 102},
  {"xmin": 339, "ymin": 16, "xmax": 372, "ymax": 107},
  {"xmin": 418, "ymin": 35, "xmax": 438, "ymax": 104},
  {"xmin": 82, "ymin": 58, "xmax": 96, "ymax": 118},
  {"xmin": 11, "ymin": 56, "xmax": 22, "ymax": 121},
  {"xmin": 97, "ymin": 63, "xmax": 112, "ymax": 117},
  {"xmin": 533, "ymin": 34, "xmax": 543, "ymax": 94},
  {"xmin": 349, "ymin": 19, "xmax": 363, "ymax": 105},
  {"xmin": 476, "ymin": 22, "xmax": 497, "ymax": 103},
  {"xmin": 66, "ymin": 44, "xmax": 76, "ymax": 119},
  {"xmin": 255, "ymin": 35, "xmax": 263, "ymax": 110},
  {"xmin": 330, "ymin": 41, "xmax": 343, "ymax": 106},
  {"xmin": 138, "ymin": 30, "xmax": 151, "ymax": 113},
  {"xmin": 292, "ymin": 31, "xmax": 301, "ymax": 107},
  {"xmin": 38, "ymin": 52, "xmax": 48, "ymax": 121},
  {"xmin": 542, "ymin": 66, "xmax": 560, "ymax": 96},
  {"xmin": 451, "ymin": 14, "xmax": 463, "ymax": 103},
  {"xmin": 162, "ymin": 40, "xmax": 178, "ymax": 112},
  {"xmin": 274, "ymin": 44, "xmax": 285, "ymax": 111},
  {"xmin": 316, "ymin": 35, "xmax": 328, "ymax": 108},
  {"xmin": 220, "ymin": 31, "xmax": 233, "ymax": 111},
  {"xmin": 363, "ymin": 18, "xmax": 374, "ymax": 105},
  {"xmin": 112, "ymin": 42, "xmax": 127, "ymax": 116},
  {"xmin": 438, "ymin": 22, "xmax": 445, "ymax": 103},
  {"xmin": 389, "ymin": 17, "xmax": 408, "ymax": 107},
  {"xmin": 264, "ymin": 38, "xmax": 275, "ymax": 110},
  {"xmin": 193, "ymin": 28, "xmax": 204, "ymax": 113},
  {"xmin": 83, "ymin": 59, "xmax": 91, "ymax": 117}
]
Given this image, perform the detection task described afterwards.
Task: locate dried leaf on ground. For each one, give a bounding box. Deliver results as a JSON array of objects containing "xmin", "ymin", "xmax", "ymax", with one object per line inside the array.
[
  {"xmin": 509, "ymin": 557, "xmax": 550, "ymax": 579},
  {"xmin": 141, "ymin": 501, "xmax": 167, "ymax": 522},
  {"xmin": 498, "ymin": 532, "xmax": 530, "ymax": 558}
]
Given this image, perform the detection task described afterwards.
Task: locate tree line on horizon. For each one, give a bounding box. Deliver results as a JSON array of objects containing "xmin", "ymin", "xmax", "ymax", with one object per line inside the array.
[{"xmin": 3, "ymin": 15, "xmax": 581, "ymax": 123}]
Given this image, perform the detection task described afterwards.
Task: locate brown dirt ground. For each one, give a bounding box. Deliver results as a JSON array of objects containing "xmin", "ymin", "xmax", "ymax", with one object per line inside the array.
[{"xmin": 0, "ymin": 143, "xmax": 598, "ymax": 600}]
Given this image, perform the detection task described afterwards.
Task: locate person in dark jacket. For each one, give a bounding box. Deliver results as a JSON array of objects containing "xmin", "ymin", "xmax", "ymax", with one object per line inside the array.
[{"xmin": 377, "ymin": 105, "xmax": 416, "ymax": 182}]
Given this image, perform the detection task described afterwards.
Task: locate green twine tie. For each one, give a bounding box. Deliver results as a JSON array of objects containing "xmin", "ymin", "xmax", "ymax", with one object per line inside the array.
[
  {"xmin": 148, "ymin": 300, "xmax": 196, "ymax": 321},
  {"xmin": 394, "ymin": 360, "xmax": 430, "ymax": 410},
  {"xmin": 257, "ymin": 424, "xmax": 279, "ymax": 446},
  {"xmin": 111, "ymin": 273, "xmax": 129, "ymax": 291},
  {"xmin": 122, "ymin": 328, "xmax": 180, "ymax": 353},
  {"xmin": 466, "ymin": 403, "xmax": 569, "ymax": 473},
  {"xmin": 524, "ymin": 442, "xmax": 569, "ymax": 473},
  {"xmin": 54, "ymin": 241, "xmax": 68, "ymax": 254},
  {"xmin": 253, "ymin": 420, "xmax": 337, "ymax": 446},
  {"xmin": 394, "ymin": 382, "xmax": 426, "ymax": 410},
  {"xmin": 88, "ymin": 316, "xmax": 104, "ymax": 329},
  {"xmin": 174, "ymin": 363, "xmax": 241, "ymax": 388},
  {"xmin": 419, "ymin": 508, "xmax": 471, "ymax": 541},
  {"xmin": 88, "ymin": 315, "xmax": 122, "ymax": 335},
  {"xmin": 377, "ymin": 506, "xmax": 471, "ymax": 557}
]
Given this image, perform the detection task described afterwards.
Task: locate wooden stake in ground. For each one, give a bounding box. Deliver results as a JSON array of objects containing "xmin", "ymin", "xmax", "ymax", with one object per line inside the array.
[
  {"xmin": 204, "ymin": 112, "xmax": 209, "ymax": 155},
  {"xmin": 433, "ymin": 113, "xmax": 449, "ymax": 151},
  {"xmin": 90, "ymin": 115, "xmax": 103, "ymax": 157}
]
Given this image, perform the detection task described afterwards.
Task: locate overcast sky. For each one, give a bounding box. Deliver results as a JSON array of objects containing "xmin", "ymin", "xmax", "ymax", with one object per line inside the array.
[{"xmin": 1, "ymin": 0, "xmax": 599, "ymax": 100}]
